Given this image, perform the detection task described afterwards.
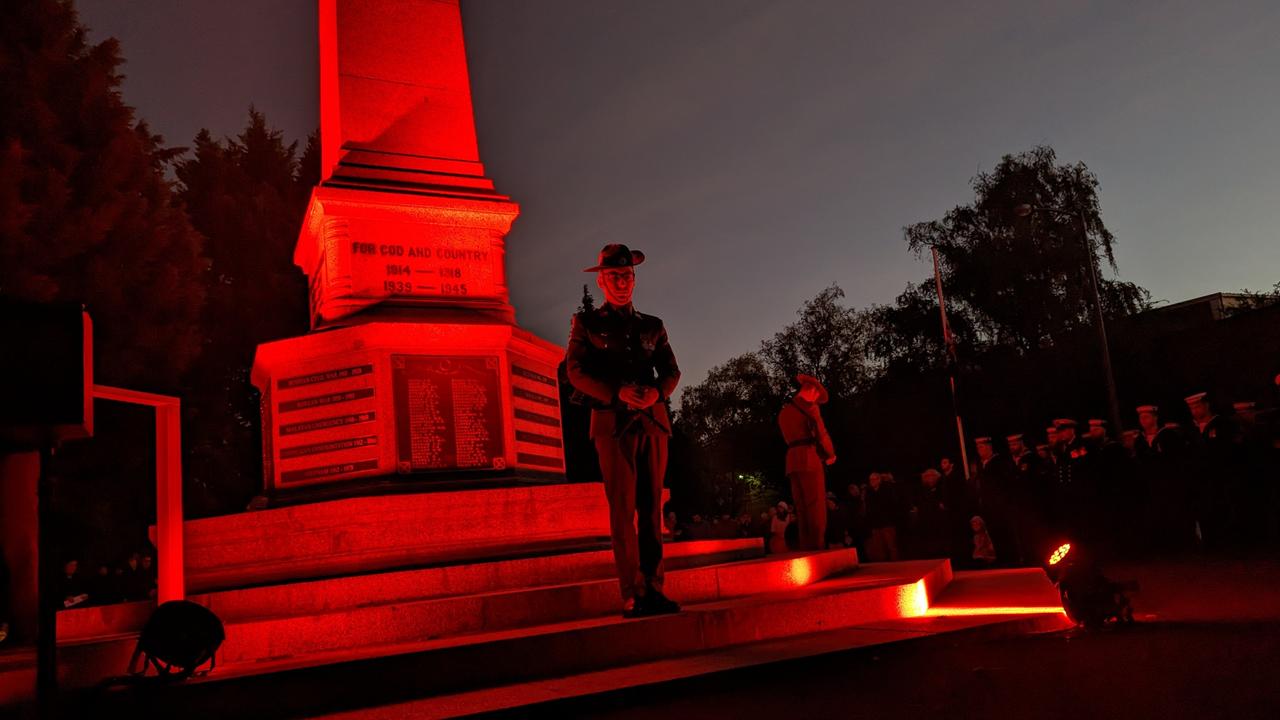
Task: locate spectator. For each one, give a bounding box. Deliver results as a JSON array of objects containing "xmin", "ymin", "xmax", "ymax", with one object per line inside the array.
[
  {"xmin": 686, "ymin": 514, "xmax": 708, "ymax": 541},
  {"xmin": 971, "ymin": 516, "xmax": 997, "ymax": 565},
  {"xmin": 939, "ymin": 457, "xmax": 959, "ymax": 488},
  {"xmin": 119, "ymin": 552, "xmax": 148, "ymax": 601},
  {"xmin": 862, "ymin": 473, "xmax": 901, "ymax": 561},
  {"xmin": 89, "ymin": 564, "xmax": 121, "ymax": 606},
  {"xmin": 737, "ymin": 513, "xmax": 754, "ymax": 539},
  {"xmin": 844, "ymin": 482, "xmax": 868, "ymax": 552},
  {"xmin": 716, "ymin": 514, "xmax": 738, "ymax": 539},
  {"xmin": 60, "ymin": 559, "xmax": 88, "ymax": 609},
  {"xmin": 753, "ymin": 511, "xmax": 772, "ymax": 544},
  {"xmin": 909, "ymin": 469, "xmax": 952, "ymax": 559},
  {"xmin": 824, "ymin": 492, "xmax": 850, "ymax": 548},
  {"xmin": 769, "ymin": 502, "xmax": 792, "ymax": 554},
  {"xmin": 139, "ymin": 550, "xmax": 156, "ymax": 597},
  {"xmin": 664, "ymin": 511, "xmax": 683, "ymax": 541}
]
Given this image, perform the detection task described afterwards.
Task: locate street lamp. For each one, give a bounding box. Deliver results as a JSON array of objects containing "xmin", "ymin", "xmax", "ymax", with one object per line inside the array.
[{"xmin": 1013, "ymin": 203, "xmax": 1124, "ymax": 433}]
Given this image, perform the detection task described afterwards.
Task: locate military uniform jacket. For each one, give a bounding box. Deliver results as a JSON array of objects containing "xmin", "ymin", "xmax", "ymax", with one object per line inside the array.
[
  {"xmin": 565, "ymin": 303, "xmax": 680, "ymax": 439},
  {"xmin": 1054, "ymin": 438, "xmax": 1092, "ymax": 486},
  {"xmin": 778, "ymin": 398, "xmax": 835, "ymax": 474}
]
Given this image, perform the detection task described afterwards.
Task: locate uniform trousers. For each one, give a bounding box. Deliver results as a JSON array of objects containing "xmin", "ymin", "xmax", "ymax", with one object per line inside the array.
[
  {"xmin": 788, "ymin": 469, "xmax": 827, "ymax": 551},
  {"xmin": 595, "ymin": 426, "xmax": 668, "ymax": 602}
]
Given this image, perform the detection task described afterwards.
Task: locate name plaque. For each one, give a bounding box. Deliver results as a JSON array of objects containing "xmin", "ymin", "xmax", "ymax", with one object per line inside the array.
[{"xmin": 392, "ymin": 355, "xmax": 505, "ymax": 472}]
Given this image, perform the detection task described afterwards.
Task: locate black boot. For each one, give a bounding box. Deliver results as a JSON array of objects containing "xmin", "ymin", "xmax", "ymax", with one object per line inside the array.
[{"xmin": 640, "ymin": 590, "xmax": 680, "ymax": 616}]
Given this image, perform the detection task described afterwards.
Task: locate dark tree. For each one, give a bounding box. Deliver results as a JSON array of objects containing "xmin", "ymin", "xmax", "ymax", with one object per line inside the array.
[
  {"xmin": 577, "ymin": 283, "xmax": 596, "ymax": 313},
  {"xmin": 758, "ymin": 285, "xmax": 875, "ymax": 401},
  {"xmin": 867, "ymin": 279, "xmax": 982, "ymax": 376},
  {"xmin": 174, "ymin": 111, "xmax": 316, "ymax": 514},
  {"xmin": 899, "ymin": 146, "xmax": 1150, "ymax": 355},
  {"xmin": 679, "ymin": 285, "xmax": 872, "ymax": 449},
  {"xmin": 0, "ymin": 0, "xmax": 206, "ymax": 391},
  {"xmin": 678, "ymin": 352, "xmax": 777, "ymax": 447}
]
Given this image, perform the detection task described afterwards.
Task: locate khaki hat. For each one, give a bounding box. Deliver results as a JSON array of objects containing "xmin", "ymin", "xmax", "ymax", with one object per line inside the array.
[{"xmin": 583, "ymin": 244, "xmax": 645, "ymax": 272}]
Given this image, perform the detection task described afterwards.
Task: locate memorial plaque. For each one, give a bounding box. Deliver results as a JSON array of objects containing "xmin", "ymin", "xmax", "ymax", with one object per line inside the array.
[{"xmin": 392, "ymin": 355, "xmax": 505, "ymax": 472}]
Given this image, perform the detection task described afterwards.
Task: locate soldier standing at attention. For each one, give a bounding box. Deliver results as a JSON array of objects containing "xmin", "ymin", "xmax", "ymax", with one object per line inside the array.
[
  {"xmin": 778, "ymin": 374, "xmax": 837, "ymax": 551},
  {"xmin": 566, "ymin": 244, "xmax": 681, "ymax": 618}
]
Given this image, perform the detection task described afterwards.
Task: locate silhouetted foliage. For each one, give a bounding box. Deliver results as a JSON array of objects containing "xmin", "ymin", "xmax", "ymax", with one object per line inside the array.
[
  {"xmin": 1225, "ymin": 282, "xmax": 1280, "ymax": 317},
  {"xmin": 174, "ymin": 110, "xmax": 316, "ymax": 514},
  {"xmin": 680, "ymin": 285, "xmax": 875, "ymax": 449},
  {"xmin": 0, "ymin": 0, "xmax": 210, "ymax": 566},
  {"xmin": 673, "ymin": 147, "xmax": 1166, "ymax": 518},
  {"xmin": 577, "ymin": 284, "xmax": 595, "ymax": 313},
  {"xmin": 867, "ymin": 279, "xmax": 980, "ymax": 376},
  {"xmin": 679, "ymin": 353, "xmax": 777, "ymax": 447},
  {"xmin": 896, "ymin": 146, "xmax": 1150, "ymax": 357},
  {"xmin": 759, "ymin": 285, "xmax": 876, "ymax": 400},
  {"xmin": 0, "ymin": 0, "xmax": 206, "ymax": 392}
]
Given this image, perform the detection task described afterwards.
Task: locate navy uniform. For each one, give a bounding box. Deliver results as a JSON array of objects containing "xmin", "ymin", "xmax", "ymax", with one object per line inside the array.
[
  {"xmin": 777, "ymin": 374, "xmax": 836, "ymax": 551},
  {"xmin": 1087, "ymin": 419, "xmax": 1133, "ymax": 548},
  {"xmin": 566, "ymin": 245, "xmax": 680, "ymax": 615},
  {"xmin": 1234, "ymin": 401, "xmax": 1279, "ymax": 544},
  {"xmin": 1051, "ymin": 418, "xmax": 1095, "ymax": 538},
  {"xmin": 1185, "ymin": 392, "xmax": 1244, "ymax": 546}
]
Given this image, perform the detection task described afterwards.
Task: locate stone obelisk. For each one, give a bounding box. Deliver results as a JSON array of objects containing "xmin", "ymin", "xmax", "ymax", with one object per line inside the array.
[{"xmin": 251, "ymin": 0, "xmax": 565, "ymax": 500}]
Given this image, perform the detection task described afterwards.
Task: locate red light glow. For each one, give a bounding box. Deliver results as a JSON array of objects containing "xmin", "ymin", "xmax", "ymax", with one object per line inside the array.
[
  {"xmin": 784, "ymin": 557, "xmax": 815, "ymax": 586},
  {"xmin": 924, "ymin": 606, "xmax": 1068, "ymax": 617},
  {"xmin": 896, "ymin": 579, "xmax": 931, "ymax": 617}
]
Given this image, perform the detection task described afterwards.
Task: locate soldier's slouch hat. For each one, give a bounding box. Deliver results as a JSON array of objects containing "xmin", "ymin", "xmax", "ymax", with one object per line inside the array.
[
  {"xmin": 794, "ymin": 373, "xmax": 829, "ymax": 405},
  {"xmin": 584, "ymin": 244, "xmax": 646, "ymax": 272}
]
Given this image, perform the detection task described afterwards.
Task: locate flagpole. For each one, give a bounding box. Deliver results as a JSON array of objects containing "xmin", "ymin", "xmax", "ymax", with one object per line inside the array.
[{"xmin": 931, "ymin": 246, "xmax": 970, "ymax": 481}]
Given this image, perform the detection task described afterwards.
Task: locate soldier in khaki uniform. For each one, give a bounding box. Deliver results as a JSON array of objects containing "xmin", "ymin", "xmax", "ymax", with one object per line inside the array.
[
  {"xmin": 777, "ymin": 374, "xmax": 836, "ymax": 551},
  {"xmin": 566, "ymin": 244, "xmax": 681, "ymax": 618}
]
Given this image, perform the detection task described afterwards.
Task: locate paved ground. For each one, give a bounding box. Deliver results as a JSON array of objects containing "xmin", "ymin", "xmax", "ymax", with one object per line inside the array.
[{"xmin": 495, "ymin": 552, "xmax": 1280, "ymax": 720}]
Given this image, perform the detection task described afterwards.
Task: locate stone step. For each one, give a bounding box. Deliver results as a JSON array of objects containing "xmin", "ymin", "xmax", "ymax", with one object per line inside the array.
[
  {"xmin": 215, "ymin": 546, "xmax": 858, "ymax": 664},
  {"xmin": 46, "ymin": 539, "xmax": 778, "ymax": 689},
  {"xmin": 328, "ymin": 569, "xmax": 1069, "ymax": 719},
  {"xmin": 169, "ymin": 483, "xmax": 622, "ymax": 594},
  {"xmin": 56, "ymin": 538, "xmax": 764, "ymax": 643},
  {"xmin": 94, "ymin": 559, "xmax": 949, "ymax": 719}
]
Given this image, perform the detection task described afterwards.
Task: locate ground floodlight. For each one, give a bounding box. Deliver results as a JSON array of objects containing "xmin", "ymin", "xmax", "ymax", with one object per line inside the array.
[{"xmin": 1042, "ymin": 540, "xmax": 1137, "ymax": 629}]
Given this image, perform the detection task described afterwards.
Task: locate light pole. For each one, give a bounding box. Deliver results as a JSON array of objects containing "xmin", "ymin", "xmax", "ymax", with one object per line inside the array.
[{"xmin": 1014, "ymin": 203, "xmax": 1124, "ymax": 433}]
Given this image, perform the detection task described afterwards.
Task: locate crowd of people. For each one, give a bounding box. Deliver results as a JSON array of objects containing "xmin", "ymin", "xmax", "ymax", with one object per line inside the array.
[
  {"xmin": 666, "ymin": 387, "xmax": 1280, "ymax": 568},
  {"xmin": 56, "ymin": 550, "xmax": 157, "ymax": 611}
]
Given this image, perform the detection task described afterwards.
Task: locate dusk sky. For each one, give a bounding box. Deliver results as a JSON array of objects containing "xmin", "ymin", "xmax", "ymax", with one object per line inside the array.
[{"xmin": 77, "ymin": 0, "xmax": 1280, "ymax": 397}]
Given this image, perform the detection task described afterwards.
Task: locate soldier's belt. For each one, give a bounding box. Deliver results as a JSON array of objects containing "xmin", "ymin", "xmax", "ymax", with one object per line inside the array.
[{"xmin": 787, "ymin": 438, "xmax": 820, "ymax": 448}]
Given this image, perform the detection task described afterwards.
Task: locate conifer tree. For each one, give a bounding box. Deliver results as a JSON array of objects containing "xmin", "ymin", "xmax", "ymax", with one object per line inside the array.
[
  {"xmin": 577, "ymin": 283, "xmax": 596, "ymax": 313},
  {"xmin": 0, "ymin": 0, "xmax": 206, "ymax": 391},
  {"xmin": 175, "ymin": 110, "xmax": 316, "ymax": 513}
]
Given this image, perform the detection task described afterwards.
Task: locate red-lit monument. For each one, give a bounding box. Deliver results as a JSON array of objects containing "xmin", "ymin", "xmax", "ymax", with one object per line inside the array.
[{"xmin": 251, "ymin": 0, "xmax": 565, "ymax": 498}]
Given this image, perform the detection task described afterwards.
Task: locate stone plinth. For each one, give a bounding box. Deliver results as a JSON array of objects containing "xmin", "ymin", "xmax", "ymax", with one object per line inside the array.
[{"xmin": 252, "ymin": 322, "xmax": 564, "ymax": 495}]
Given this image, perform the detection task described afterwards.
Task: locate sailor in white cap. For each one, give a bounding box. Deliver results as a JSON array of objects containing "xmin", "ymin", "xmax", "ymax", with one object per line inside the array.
[{"xmin": 1135, "ymin": 405, "xmax": 1163, "ymax": 454}]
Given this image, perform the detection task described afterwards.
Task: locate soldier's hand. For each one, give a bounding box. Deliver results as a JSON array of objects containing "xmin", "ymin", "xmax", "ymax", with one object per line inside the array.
[
  {"xmin": 620, "ymin": 385, "xmax": 658, "ymax": 409},
  {"xmin": 637, "ymin": 386, "xmax": 660, "ymax": 408},
  {"xmin": 618, "ymin": 385, "xmax": 644, "ymax": 407},
  {"xmin": 825, "ymin": 456, "xmax": 837, "ymax": 466}
]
